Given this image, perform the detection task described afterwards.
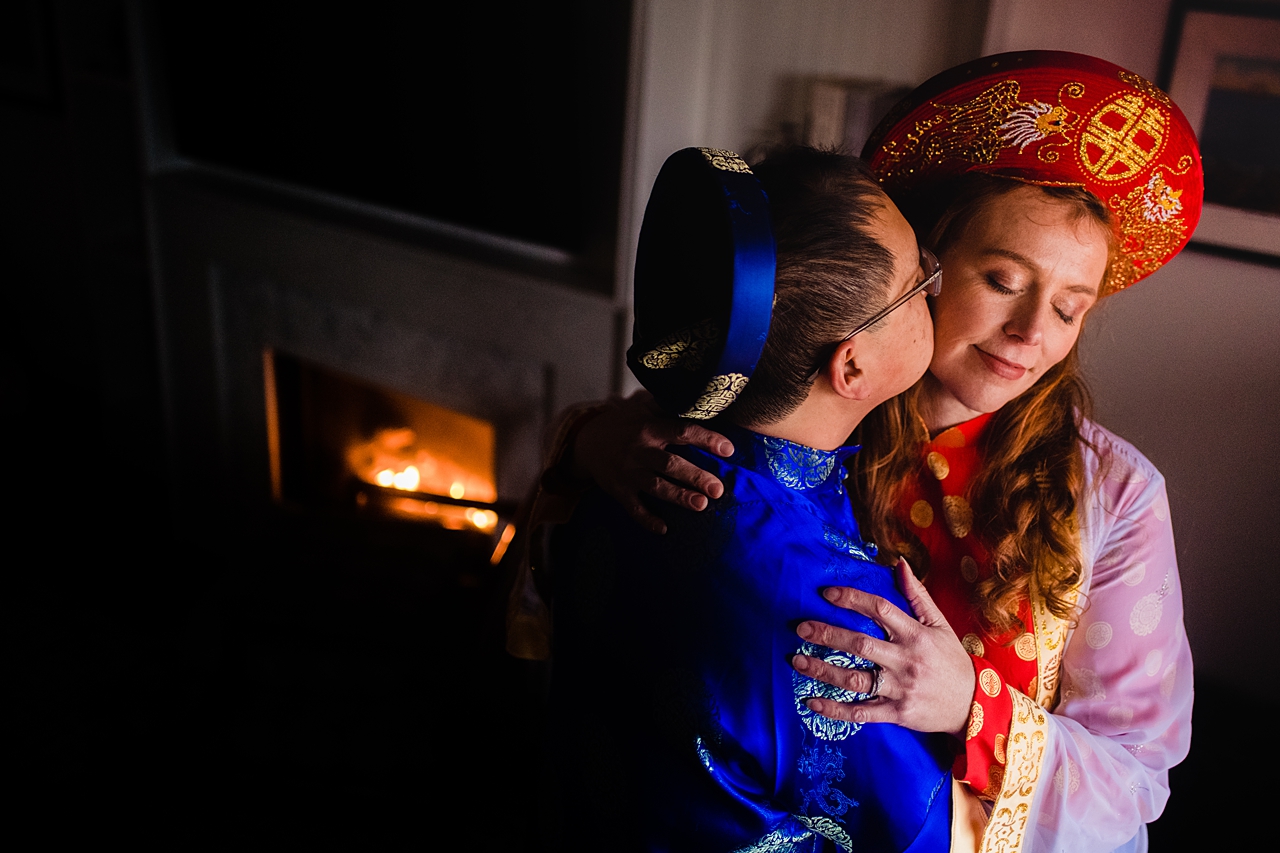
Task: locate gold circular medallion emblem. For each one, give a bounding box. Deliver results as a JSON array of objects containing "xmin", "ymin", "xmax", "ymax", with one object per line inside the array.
[
  {"xmin": 994, "ymin": 733, "xmax": 1007, "ymax": 764},
  {"xmin": 910, "ymin": 499, "xmax": 934, "ymax": 529},
  {"xmin": 967, "ymin": 701, "xmax": 984, "ymax": 739},
  {"xmin": 926, "ymin": 451, "xmax": 950, "ymax": 480},
  {"xmin": 979, "ymin": 668, "xmax": 1002, "ymax": 697},
  {"xmin": 960, "ymin": 555, "xmax": 979, "ymax": 583},
  {"xmin": 1014, "ymin": 632, "xmax": 1037, "ymax": 661},
  {"xmin": 942, "ymin": 495, "xmax": 973, "ymax": 538},
  {"xmin": 962, "ymin": 633, "xmax": 985, "ymax": 657}
]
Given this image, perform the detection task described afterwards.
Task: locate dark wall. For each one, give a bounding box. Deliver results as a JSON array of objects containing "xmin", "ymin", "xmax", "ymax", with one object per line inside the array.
[
  {"xmin": 5, "ymin": 3, "xmax": 551, "ymax": 844},
  {"xmin": 2, "ymin": 0, "xmax": 198, "ymax": 838}
]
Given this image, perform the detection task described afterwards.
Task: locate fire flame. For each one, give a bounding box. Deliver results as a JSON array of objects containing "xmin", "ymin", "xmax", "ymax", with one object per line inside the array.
[{"xmin": 347, "ymin": 427, "xmax": 498, "ymax": 530}]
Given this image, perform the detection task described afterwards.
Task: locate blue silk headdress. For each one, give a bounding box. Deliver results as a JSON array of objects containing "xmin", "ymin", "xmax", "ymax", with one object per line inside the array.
[{"xmin": 627, "ymin": 148, "xmax": 777, "ymax": 420}]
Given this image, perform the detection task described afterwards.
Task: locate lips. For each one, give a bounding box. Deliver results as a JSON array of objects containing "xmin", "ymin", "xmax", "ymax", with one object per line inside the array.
[{"xmin": 975, "ymin": 347, "xmax": 1028, "ymax": 381}]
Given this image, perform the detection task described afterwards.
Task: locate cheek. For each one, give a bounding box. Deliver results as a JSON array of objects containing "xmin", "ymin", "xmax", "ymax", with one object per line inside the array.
[
  {"xmin": 908, "ymin": 299, "xmax": 936, "ymax": 360},
  {"xmin": 1043, "ymin": 326, "xmax": 1083, "ymax": 369},
  {"xmin": 929, "ymin": 292, "xmax": 983, "ymax": 356}
]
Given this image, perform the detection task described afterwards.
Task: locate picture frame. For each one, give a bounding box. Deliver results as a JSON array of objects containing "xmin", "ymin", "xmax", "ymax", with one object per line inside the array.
[{"xmin": 1159, "ymin": 0, "xmax": 1280, "ymax": 257}]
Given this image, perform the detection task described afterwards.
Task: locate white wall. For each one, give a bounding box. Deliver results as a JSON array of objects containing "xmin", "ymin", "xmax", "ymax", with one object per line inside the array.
[{"xmin": 983, "ymin": 0, "xmax": 1173, "ymax": 77}]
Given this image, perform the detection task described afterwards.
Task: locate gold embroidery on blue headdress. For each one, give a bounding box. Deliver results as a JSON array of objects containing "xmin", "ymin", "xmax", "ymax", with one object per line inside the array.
[
  {"xmin": 680, "ymin": 372, "xmax": 748, "ymax": 420},
  {"xmin": 698, "ymin": 147, "xmax": 752, "ymax": 174},
  {"xmin": 639, "ymin": 318, "xmax": 720, "ymax": 371}
]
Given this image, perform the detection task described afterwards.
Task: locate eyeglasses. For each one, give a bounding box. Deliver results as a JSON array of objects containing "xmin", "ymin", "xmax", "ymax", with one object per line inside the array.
[{"xmin": 808, "ymin": 247, "xmax": 943, "ymax": 380}]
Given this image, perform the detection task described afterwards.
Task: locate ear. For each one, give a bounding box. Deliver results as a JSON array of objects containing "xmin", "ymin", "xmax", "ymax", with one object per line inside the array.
[{"xmin": 823, "ymin": 338, "xmax": 875, "ymax": 402}]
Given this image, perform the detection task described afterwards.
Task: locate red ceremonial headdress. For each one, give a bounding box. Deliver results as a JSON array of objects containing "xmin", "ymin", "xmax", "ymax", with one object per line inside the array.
[{"xmin": 863, "ymin": 51, "xmax": 1203, "ymax": 295}]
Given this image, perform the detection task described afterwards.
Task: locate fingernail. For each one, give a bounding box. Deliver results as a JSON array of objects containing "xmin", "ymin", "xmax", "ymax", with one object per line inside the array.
[
  {"xmin": 719, "ymin": 442, "xmax": 734, "ymax": 457},
  {"xmin": 708, "ymin": 484, "xmax": 724, "ymax": 499},
  {"xmin": 822, "ymin": 587, "xmax": 839, "ymax": 602},
  {"xmin": 791, "ymin": 654, "xmax": 810, "ymax": 672},
  {"xmin": 796, "ymin": 621, "xmax": 814, "ymax": 639},
  {"xmin": 652, "ymin": 522, "xmax": 667, "ymax": 535},
  {"xmin": 691, "ymin": 495, "xmax": 708, "ymax": 511}
]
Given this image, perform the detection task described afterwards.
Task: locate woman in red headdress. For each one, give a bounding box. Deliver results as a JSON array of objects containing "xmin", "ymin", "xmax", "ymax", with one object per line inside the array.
[{"xmin": 541, "ymin": 52, "xmax": 1197, "ymax": 853}]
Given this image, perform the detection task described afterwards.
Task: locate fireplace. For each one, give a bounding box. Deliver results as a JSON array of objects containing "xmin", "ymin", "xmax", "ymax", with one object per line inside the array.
[
  {"xmin": 188, "ymin": 248, "xmax": 590, "ymax": 535},
  {"xmin": 133, "ymin": 4, "xmax": 628, "ymax": 838},
  {"xmin": 265, "ymin": 348, "xmax": 519, "ymax": 561}
]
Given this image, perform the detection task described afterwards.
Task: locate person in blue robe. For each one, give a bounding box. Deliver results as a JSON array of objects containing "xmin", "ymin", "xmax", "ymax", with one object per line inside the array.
[{"xmin": 547, "ymin": 147, "xmax": 954, "ymax": 851}]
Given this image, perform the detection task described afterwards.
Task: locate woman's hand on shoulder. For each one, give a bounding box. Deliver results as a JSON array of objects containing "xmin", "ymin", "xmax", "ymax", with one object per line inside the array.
[
  {"xmin": 791, "ymin": 559, "xmax": 975, "ymax": 739},
  {"xmin": 571, "ymin": 390, "xmax": 732, "ymax": 534}
]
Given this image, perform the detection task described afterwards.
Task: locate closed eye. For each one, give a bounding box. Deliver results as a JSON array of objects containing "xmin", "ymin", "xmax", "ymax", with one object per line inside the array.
[{"xmin": 985, "ymin": 273, "xmax": 1017, "ymax": 295}]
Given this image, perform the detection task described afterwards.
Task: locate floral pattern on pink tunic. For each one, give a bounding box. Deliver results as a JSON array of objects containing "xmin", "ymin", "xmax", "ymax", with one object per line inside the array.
[
  {"xmin": 1028, "ymin": 419, "xmax": 1192, "ymax": 851},
  {"xmin": 903, "ymin": 417, "xmax": 1192, "ymax": 852}
]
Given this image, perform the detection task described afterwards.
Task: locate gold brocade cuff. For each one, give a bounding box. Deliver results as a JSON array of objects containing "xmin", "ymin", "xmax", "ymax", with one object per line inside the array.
[{"xmin": 978, "ymin": 689, "xmax": 1050, "ymax": 853}]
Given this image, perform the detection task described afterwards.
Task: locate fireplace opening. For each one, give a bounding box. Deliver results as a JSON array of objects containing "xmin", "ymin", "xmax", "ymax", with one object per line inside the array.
[{"xmin": 265, "ymin": 349, "xmax": 518, "ymax": 563}]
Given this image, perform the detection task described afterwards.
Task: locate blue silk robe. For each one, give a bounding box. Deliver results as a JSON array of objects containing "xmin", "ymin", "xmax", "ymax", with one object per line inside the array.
[{"xmin": 550, "ymin": 426, "xmax": 953, "ymax": 851}]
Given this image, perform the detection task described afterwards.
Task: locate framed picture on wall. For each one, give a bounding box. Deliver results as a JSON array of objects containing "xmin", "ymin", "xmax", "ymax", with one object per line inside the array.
[{"xmin": 1161, "ymin": 0, "xmax": 1280, "ymax": 257}]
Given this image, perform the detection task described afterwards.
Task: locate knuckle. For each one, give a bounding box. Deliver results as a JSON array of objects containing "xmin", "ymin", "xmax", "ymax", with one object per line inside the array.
[
  {"xmin": 810, "ymin": 623, "xmax": 838, "ymax": 647},
  {"xmin": 827, "ymin": 587, "xmax": 856, "ymax": 608},
  {"xmin": 649, "ymin": 480, "xmax": 678, "ymax": 501}
]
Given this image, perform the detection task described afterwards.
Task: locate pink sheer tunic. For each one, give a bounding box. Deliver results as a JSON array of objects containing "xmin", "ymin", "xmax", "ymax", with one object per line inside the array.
[
  {"xmin": 903, "ymin": 417, "xmax": 1192, "ymax": 852},
  {"xmin": 1034, "ymin": 420, "xmax": 1193, "ymax": 851}
]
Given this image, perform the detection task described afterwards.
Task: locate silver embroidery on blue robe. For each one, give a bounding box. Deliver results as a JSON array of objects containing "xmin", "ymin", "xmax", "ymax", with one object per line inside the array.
[
  {"xmin": 695, "ymin": 735, "xmax": 715, "ymax": 770},
  {"xmin": 761, "ymin": 437, "xmax": 838, "ymax": 491},
  {"xmin": 796, "ymin": 815, "xmax": 855, "ymax": 853},
  {"xmin": 732, "ymin": 813, "xmax": 856, "ymax": 853},
  {"xmin": 792, "ymin": 641, "xmax": 874, "ymax": 741},
  {"xmin": 798, "ymin": 744, "xmax": 859, "ymax": 817},
  {"xmin": 822, "ymin": 526, "xmax": 878, "ymax": 563},
  {"xmin": 731, "ymin": 820, "xmax": 813, "ymax": 853}
]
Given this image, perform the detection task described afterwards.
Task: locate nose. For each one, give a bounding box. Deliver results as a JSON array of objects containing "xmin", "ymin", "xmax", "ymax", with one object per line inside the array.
[{"xmin": 1003, "ymin": 297, "xmax": 1050, "ymax": 346}]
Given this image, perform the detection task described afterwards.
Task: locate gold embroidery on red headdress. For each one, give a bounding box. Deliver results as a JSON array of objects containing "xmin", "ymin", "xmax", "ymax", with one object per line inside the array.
[
  {"xmin": 1104, "ymin": 167, "xmax": 1191, "ymax": 294},
  {"xmin": 1079, "ymin": 93, "xmax": 1168, "ymax": 183},
  {"xmin": 865, "ymin": 52, "xmax": 1204, "ymax": 295},
  {"xmin": 1117, "ymin": 70, "xmax": 1173, "ymax": 108},
  {"xmin": 877, "ymin": 81, "xmax": 1084, "ymax": 181}
]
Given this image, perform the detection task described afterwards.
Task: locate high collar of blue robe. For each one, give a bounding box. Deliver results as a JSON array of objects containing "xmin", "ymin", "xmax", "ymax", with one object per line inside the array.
[{"xmin": 719, "ymin": 423, "xmax": 859, "ymax": 493}]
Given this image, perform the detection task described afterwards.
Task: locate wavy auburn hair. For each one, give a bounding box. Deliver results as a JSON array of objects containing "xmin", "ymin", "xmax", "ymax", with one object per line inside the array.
[{"xmin": 852, "ymin": 175, "xmax": 1114, "ymax": 633}]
